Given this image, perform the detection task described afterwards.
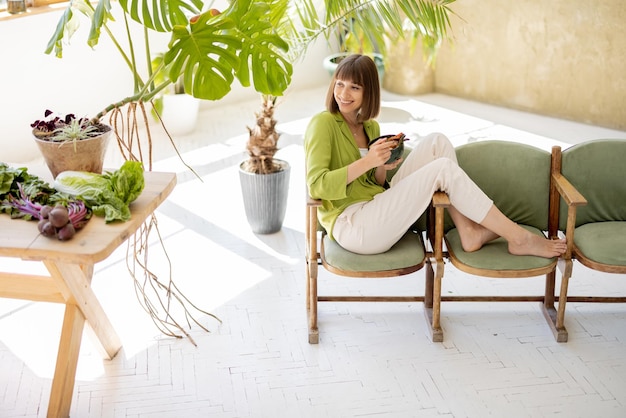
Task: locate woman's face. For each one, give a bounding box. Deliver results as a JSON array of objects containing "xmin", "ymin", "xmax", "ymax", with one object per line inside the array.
[{"xmin": 334, "ymin": 78, "xmax": 363, "ymax": 115}]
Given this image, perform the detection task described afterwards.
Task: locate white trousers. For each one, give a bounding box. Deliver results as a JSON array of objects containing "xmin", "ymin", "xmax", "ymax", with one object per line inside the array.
[{"xmin": 333, "ymin": 132, "xmax": 494, "ymax": 254}]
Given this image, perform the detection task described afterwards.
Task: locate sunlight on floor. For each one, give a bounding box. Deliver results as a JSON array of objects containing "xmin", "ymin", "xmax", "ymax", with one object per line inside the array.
[{"xmin": 2, "ymin": 87, "xmax": 626, "ymax": 416}]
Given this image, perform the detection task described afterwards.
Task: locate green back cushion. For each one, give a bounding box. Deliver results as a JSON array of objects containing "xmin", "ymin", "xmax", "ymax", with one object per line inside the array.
[
  {"xmin": 559, "ymin": 139, "xmax": 626, "ymax": 229},
  {"xmin": 446, "ymin": 141, "xmax": 551, "ymax": 231}
]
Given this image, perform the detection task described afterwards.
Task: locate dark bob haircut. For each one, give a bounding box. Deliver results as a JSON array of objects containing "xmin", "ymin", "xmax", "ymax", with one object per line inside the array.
[{"xmin": 325, "ymin": 54, "xmax": 381, "ymax": 122}]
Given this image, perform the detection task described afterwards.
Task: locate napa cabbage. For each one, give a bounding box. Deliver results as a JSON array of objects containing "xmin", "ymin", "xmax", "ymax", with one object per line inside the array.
[{"xmin": 54, "ymin": 161, "xmax": 145, "ymax": 222}]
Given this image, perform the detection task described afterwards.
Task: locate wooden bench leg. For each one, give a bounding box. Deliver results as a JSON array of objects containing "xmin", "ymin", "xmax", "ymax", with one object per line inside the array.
[
  {"xmin": 424, "ymin": 259, "xmax": 444, "ymax": 342},
  {"xmin": 541, "ymin": 263, "xmax": 571, "ymax": 343},
  {"xmin": 308, "ymin": 258, "xmax": 319, "ymax": 344}
]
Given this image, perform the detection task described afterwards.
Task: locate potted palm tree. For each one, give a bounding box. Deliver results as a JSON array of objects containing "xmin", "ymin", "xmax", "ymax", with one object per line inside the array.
[
  {"xmin": 239, "ymin": 94, "xmax": 290, "ymax": 234},
  {"xmin": 239, "ymin": 0, "xmax": 458, "ymax": 234}
]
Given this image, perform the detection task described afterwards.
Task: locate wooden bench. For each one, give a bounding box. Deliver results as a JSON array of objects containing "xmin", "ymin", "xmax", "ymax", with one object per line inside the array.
[{"xmin": 305, "ymin": 139, "xmax": 626, "ymax": 344}]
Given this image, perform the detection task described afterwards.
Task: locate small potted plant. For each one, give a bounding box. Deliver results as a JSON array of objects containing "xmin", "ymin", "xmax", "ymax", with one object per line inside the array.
[
  {"xmin": 321, "ymin": 0, "xmax": 457, "ymax": 90},
  {"xmin": 31, "ymin": 110, "xmax": 112, "ymax": 179},
  {"xmin": 150, "ymin": 53, "xmax": 200, "ymax": 136}
]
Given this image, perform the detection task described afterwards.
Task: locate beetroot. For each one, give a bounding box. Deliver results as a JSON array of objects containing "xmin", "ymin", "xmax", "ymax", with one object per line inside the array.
[
  {"xmin": 48, "ymin": 206, "xmax": 69, "ymax": 228},
  {"xmin": 57, "ymin": 223, "xmax": 76, "ymax": 241},
  {"xmin": 40, "ymin": 205, "xmax": 53, "ymax": 219},
  {"xmin": 39, "ymin": 220, "xmax": 57, "ymax": 237}
]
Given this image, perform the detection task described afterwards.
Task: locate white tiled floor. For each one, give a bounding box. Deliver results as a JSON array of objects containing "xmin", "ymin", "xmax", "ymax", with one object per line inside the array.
[{"xmin": 2, "ymin": 86, "xmax": 626, "ymax": 417}]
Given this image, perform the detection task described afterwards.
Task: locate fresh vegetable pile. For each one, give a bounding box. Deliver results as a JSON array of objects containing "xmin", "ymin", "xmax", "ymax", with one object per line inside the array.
[
  {"xmin": 0, "ymin": 162, "xmax": 90, "ymax": 240},
  {"xmin": 37, "ymin": 202, "xmax": 90, "ymax": 240},
  {"xmin": 54, "ymin": 161, "xmax": 145, "ymax": 223},
  {"xmin": 0, "ymin": 161, "xmax": 145, "ymax": 241}
]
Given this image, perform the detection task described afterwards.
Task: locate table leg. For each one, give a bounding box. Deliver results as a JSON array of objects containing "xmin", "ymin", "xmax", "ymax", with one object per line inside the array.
[
  {"xmin": 47, "ymin": 303, "xmax": 86, "ymax": 418},
  {"xmin": 44, "ymin": 261, "xmax": 122, "ymax": 359},
  {"xmin": 43, "ymin": 260, "xmax": 123, "ymax": 417}
]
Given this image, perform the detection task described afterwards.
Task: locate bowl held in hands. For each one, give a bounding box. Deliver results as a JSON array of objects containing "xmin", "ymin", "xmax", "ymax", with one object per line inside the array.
[{"xmin": 369, "ymin": 133, "xmax": 407, "ymax": 164}]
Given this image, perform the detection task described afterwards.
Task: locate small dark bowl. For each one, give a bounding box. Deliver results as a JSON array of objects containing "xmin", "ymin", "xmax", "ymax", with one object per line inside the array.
[{"xmin": 369, "ymin": 134, "xmax": 405, "ymax": 164}]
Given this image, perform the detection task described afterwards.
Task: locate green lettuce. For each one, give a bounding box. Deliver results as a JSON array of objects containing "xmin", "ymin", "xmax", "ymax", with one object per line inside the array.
[{"xmin": 54, "ymin": 161, "xmax": 145, "ymax": 223}]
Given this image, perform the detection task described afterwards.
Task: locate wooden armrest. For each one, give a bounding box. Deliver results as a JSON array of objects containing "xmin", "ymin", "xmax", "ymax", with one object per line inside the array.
[
  {"xmin": 432, "ymin": 191, "xmax": 450, "ymax": 207},
  {"xmin": 551, "ymin": 172, "xmax": 586, "ymax": 260},
  {"xmin": 427, "ymin": 191, "xmax": 449, "ymax": 261},
  {"xmin": 552, "ymin": 172, "xmax": 587, "ymax": 207},
  {"xmin": 307, "ymin": 195, "xmax": 322, "ymax": 207},
  {"xmin": 306, "ymin": 184, "xmax": 322, "ymax": 207}
]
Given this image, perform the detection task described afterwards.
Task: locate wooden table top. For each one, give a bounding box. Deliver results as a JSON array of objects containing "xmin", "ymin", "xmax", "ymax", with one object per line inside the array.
[{"xmin": 0, "ymin": 171, "xmax": 177, "ymax": 264}]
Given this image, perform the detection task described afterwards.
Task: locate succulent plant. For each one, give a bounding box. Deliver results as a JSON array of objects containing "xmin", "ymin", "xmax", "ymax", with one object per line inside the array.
[{"xmin": 31, "ymin": 110, "xmax": 110, "ymax": 151}]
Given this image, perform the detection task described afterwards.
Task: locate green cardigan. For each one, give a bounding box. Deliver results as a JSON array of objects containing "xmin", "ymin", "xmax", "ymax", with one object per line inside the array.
[{"xmin": 304, "ymin": 111, "xmax": 383, "ymax": 240}]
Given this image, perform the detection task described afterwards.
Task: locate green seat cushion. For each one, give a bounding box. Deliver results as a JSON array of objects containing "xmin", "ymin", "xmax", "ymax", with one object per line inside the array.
[
  {"xmin": 574, "ymin": 221, "xmax": 626, "ymax": 266},
  {"xmin": 445, "ymin": 225, "xmax": 555, "ymax": 271},
  {"xmin": 322, "ymin": 230, "xmax": 425, "ymax": 272}
]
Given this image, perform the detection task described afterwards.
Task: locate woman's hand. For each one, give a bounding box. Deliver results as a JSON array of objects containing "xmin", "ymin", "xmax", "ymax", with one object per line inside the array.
[
  {"xmin": 383, "ymin": 157, "xmax": 403, "ymax": 170},
  {"xmin": 366, "ymin": 138, "xmax": 397, "ymax": 168},
  {"xmin": 366, "ymin": 142, "xmax": 402, "ymax": 186},
  {"xmin": 347, "ymin": 138, "xmax": 403, "ymax": 186}
]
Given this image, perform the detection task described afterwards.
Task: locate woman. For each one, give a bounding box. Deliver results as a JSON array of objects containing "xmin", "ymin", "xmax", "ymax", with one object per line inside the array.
[{"xmin": 304, "ymin": 54, "xmax": 566, "ymax": 257}]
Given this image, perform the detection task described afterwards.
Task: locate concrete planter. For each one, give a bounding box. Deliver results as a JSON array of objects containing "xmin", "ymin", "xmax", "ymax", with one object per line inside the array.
[{"xmin": 238, "ymin": 159, "xmax": 290, "ymax": 234}]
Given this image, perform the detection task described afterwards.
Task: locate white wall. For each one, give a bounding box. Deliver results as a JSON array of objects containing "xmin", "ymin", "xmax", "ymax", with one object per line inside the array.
[{"xmin": 0, "ymin": 9, "xmax": 331, "ymax": 163}]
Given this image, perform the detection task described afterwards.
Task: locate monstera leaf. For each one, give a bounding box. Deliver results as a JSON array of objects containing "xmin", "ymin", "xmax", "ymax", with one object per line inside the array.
[
  {"xmin": 118, "ymin": 0, "xmax": 203, "ymax": 32},
  {"xmin": 165, "ymin": 11, "xmax": 241, "ymax": 100},
  {"xmin": 164, "ymin": 0, "xmax": 292, "ymax": 100},
  {"xmin": 234, "ymin": 0, "xmax": 292, "ymax": 96}
]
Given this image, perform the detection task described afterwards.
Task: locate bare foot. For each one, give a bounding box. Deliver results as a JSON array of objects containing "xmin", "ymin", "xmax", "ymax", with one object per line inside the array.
[
  {"xmin": 457, "ymin": 222, "xmax": 499, "ymax": 252},
  {"xmin": 508, "ymin": 232, "xmax": 567, "ymax": 258}
]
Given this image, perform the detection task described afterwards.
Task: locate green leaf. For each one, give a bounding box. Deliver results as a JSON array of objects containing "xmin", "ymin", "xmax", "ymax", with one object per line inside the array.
[
  {"xmin": 105, "ymin": 160, "xmax": 145, "ymax": 205},
  {"xmin": 119, "ymin": 0, "xmax": 203, "ymax": 32},
  {"xmin": 165, "ymin": 11, "xmax": 241, "ymax": 100},
  {"xmin": 87, "ymin": 0, "xmax": 116, "ymax": 49},
  {"xmin": 236, "ymin": 0, "xmax": 292, "ymax": 95},
  {"xmin": 44, "ymin": 8, "xmax": 77, "ymax": 58},
  {"xmin": 0, "ymin": 164, "xmax": 17, "ymax": 195}
]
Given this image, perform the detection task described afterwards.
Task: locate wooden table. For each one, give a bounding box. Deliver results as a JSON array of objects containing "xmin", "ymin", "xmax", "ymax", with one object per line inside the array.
[{"xmin": 0, "ymin": 171, "xmax": 176, "ymax": 417}]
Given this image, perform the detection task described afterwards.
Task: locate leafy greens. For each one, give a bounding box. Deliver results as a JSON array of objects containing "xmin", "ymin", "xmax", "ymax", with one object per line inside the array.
[
  {"xmin": 0, "ymin": 162, "xmax": 57, "ymax": 219},
  {"xmin": 54, "ymin": 161, "xmax": 145, "ymax": 223}
]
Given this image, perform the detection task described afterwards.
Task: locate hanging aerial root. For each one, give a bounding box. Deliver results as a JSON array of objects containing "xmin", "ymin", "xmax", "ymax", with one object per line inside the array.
[{"xmin": 105, "ymin": 101, "xmax": 219, "ymax": 345}]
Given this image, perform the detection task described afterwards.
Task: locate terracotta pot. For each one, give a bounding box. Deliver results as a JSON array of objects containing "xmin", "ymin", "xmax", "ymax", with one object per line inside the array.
[{"xmin": 33, "ymin": 125, "xmax": 112, "ymax": 179}]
